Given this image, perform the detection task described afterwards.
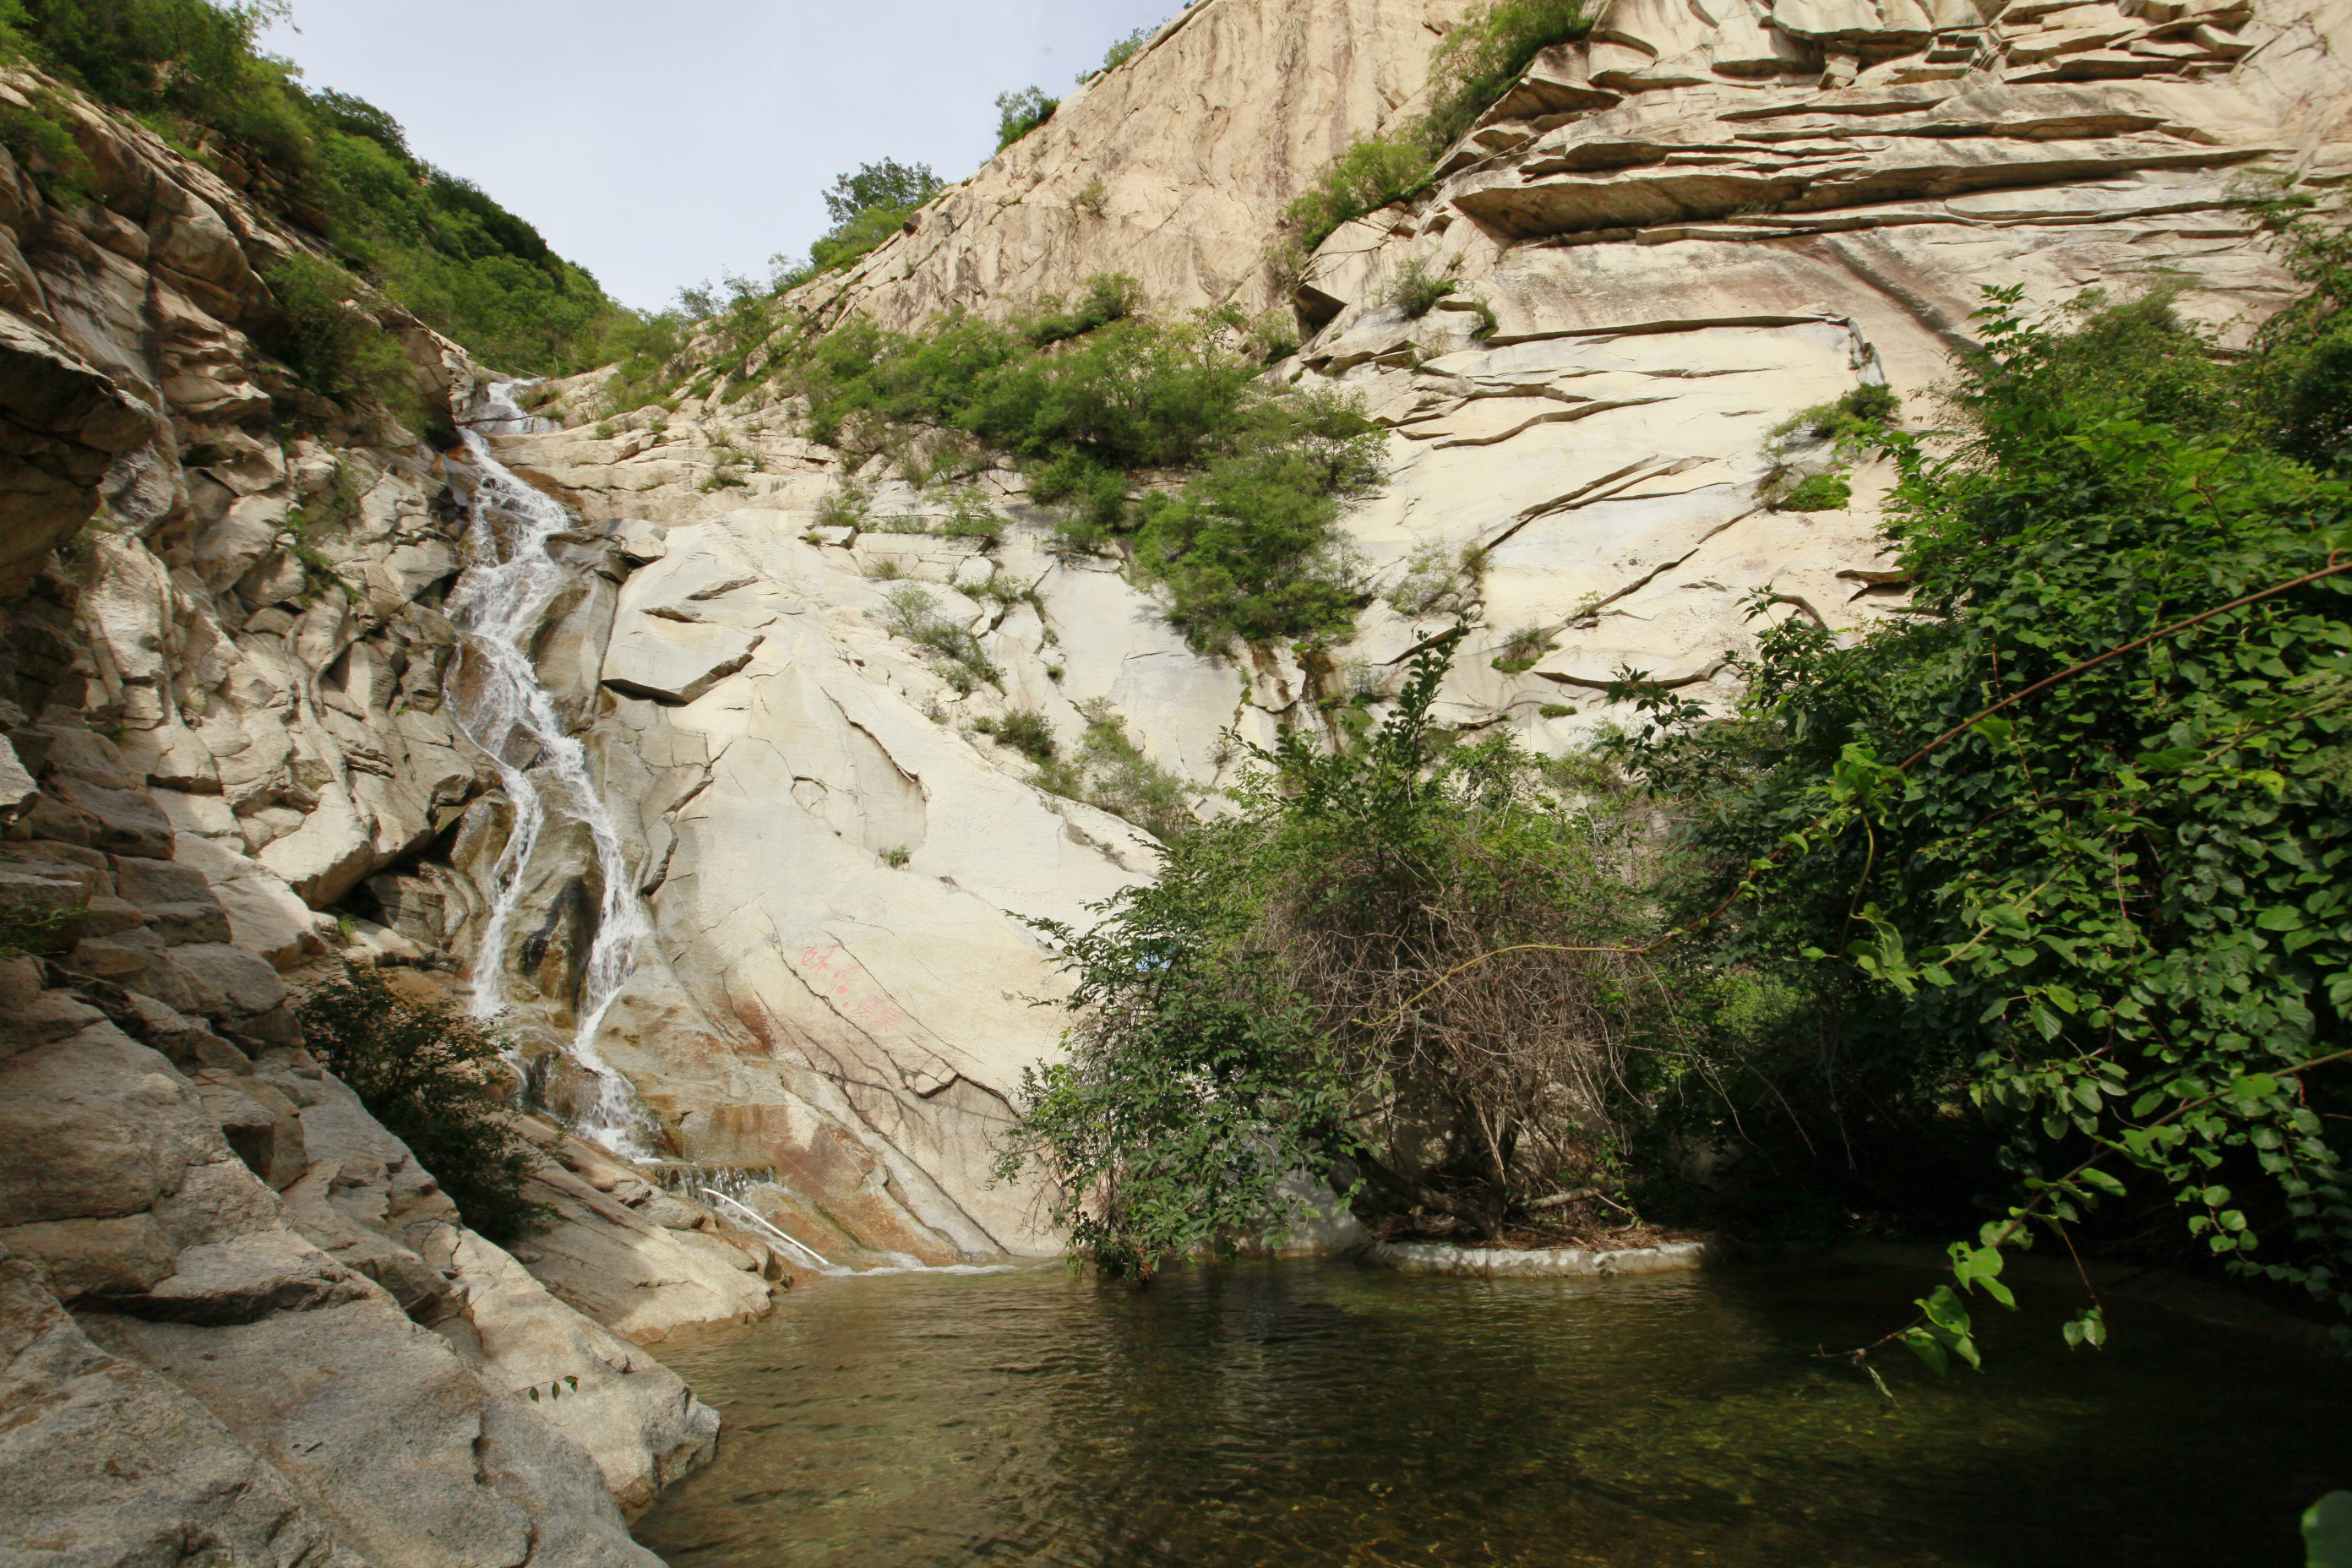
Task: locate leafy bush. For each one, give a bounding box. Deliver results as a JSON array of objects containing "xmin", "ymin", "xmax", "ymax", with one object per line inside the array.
[
  {"xmin": 255, "ymin": 253, "xmax": 420, "ymax": 420},
  {"xmin": 1281, "ymin": 133, "xmax": 1434, "ymax": 253},
  {"xmin": 1612, "ymin": 273, "xmax": 2352, "ymax": 1357},
  {"xmin": 1274, "ymin": 0, "xmax": 1594, "ymax": 255},
  {"xmin": 1002, "ymin": 639, "xmax": 1683, "ymax": 1274},
  {"xmin": 1773, "ymin": 472, "xmax": 1851, "ymax": 511},
  {"xmin": 782, "ymin": 291, "xmax": 1382, "ymax": 646},
  {"xmin": 1770, "ymin": 383, "xmax": 1902, "ymax": 449},
  {"xmin": 1032, "ymin": 699, "xmax": 1199, "ymax": 843},
  {"xmin": 1421, "ymin": 0, "xmax": 1598, "ymax": 149},
  {"xmin": 974, "ymin": 708, "xmax": 1057, "ymax": 763},
  {"xmin": 0, "ymin": 86, "xmax": 92, "ymax": 204},
  {"xmin": 1027, "ymin": 272, "xmax": 1141, "ymax": 346},
  {"xmin": 296, "ymin": 968, "xmax": 549, "ymax": 1242},
  {"xmin": 1489, "ymin": 624, "xmax": 1553, "ymax": 673},
  {"xmin": 1388, "ymin": 259, "xmax": 1456, "ymax": 318},
  {"xmin": 878, "ymin": 583, "xmax": 1001, "ymax": 693},
  {"xmin": 1090, "ymin": 24, "xmax": 1154, "ymax": 79},
  {"xmin": 1386, "ymin": 538, "xmax": 1486, "ymax": 617},
  {"xmin": 995, "ymin": 86, "xmax": 1059, "ymax": 150}
]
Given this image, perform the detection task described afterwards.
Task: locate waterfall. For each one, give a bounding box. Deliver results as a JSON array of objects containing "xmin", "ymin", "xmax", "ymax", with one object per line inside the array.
[{"xmin": 447, "ymin": 382, "xmax": 656, "ymax": 1156}]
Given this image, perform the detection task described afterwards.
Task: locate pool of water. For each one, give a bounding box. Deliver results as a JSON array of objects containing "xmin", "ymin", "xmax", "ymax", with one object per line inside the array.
[{"xmin": 632, "ymin": 1257, "xmax": 2346, "ymax": 1567}]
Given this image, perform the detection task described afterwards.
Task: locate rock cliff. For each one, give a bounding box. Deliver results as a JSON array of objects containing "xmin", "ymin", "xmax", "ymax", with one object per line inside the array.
[
  {"xmin": 0, "ymin": 66, "xmax": 776, "ymax": 1568},
  {"xmin": 484, "ymin": 0, "xmax": 2350, "ymax": 1270},
  {"xmin": 2, "ymin": 0, "xmax": 2349, "ymax": 1556}
]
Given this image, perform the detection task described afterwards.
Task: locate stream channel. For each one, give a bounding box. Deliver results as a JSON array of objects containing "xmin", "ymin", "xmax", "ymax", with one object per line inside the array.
[{"xmin": 632, "ymin": 1255, "xmax": 2344, "ymax": 1567}]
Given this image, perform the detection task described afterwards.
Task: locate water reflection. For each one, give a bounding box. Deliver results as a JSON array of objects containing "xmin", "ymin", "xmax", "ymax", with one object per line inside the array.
[{"xmin": 634, "ymin": 1259, "xmax": 2346, "ymax": 1567}]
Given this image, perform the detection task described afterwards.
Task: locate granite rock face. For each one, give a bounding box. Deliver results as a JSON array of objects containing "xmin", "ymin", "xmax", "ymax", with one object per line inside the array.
[{"xmin": 466, "ymin": 0, "xmax": 2349, "ymax": 1270}]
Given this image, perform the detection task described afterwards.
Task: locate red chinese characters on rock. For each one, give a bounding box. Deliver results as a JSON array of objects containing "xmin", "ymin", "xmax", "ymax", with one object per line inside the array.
[{"xmin": 798, "ymin": 944, "xmax": 906, "ymax": 1032}]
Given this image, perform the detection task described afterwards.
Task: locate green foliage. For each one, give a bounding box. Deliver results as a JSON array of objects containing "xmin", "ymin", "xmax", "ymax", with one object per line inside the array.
[
  {"xmin": 1538, "ymin": 702, "xmax": 1574, "ymax": 719},
  {"xmin": 1088, "ymin": 24, "xmax": 1155, "ymax": 79},
  {"xmin": 254, "ymin": 253, "xmax": 418, "ymax": 419},
  {"xmin": 803, "ymin": 161, "xmax": 944, "ymax": 276},
  {"xmin": 974, "ymin": 707, "xmax": 1057, "ymax": 764},
  {"xmin": 879, "ymin": 843, "xmax": 912, "ymax": 868},
  {"xmin": 295, "ymin": 968, "xmax": 550, "ymax": 1242},
  {"xmin": 1274, "ymin": 0, "xmax": 1593, "ymax": 254},
  {"xmin": 1280, "ymin": 133, "xmax": 1433, "ymax": 253},
  {"xmin": 0, "ymin": 84, "xmax": 93, "ymax": 204},
  {"xmin": 783, "ymin": 291, "xmax": 1380, "ymax": 645},
  {"xmin": 995, "ymin": 86, "xmax": 1059, "ymax": 150},
  {"xmin": 1074, "ymin": 176, "xmax": 1108, "ymax": 217},
  {"xmin": 1614, "ymin": 276, "xmax": 2352, "ymax": 1349},
  {"xmin": 1027, "ymin": 272, "xmax": 1141, "ymax": 347},
  {"xmin": 1032, "ymin": 699, "xmax": 1199, "ymax": 844},
  {"xmin": 1389, "ymin": 259, "xmax": 1456, "ymax": 318},
  {"xmin": 878, "ymin": 582, "xmax": 1000, "ymax": 694},
  {"xmin": 1421, "ymin": 0, "xmax": 1598, "ymax": 149},
  {"xmin": 1133, "ymin": 389, "xmax": 1383, "ymax": 649},
  {"xmin": 1006, "ymin": 639, "xmax": 1685, "ymax": 1272},
  {"xmin": 0, "ymin": 901, "xmax": 75, "ymax": 958},
  {"xmin": 1769, "ymin": 383, "xmax": 1902, "ymax": 449},
  {"xmin": 0, "ymin": 0, "xmax": 621, "ymax": 378},
  {"xmin": 1490, "ymin": 624, "xmax": 1553, "ymax": 674},
  {"xmin": 1386, "ymin": 537, "xmax": 1484, "ymax": 617},
  {"xmin": 1774, "ymin": 471, "xmax": 1852, "ymax": 512}
]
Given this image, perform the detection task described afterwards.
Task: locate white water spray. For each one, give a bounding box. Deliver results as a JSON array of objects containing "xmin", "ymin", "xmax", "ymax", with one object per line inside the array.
[{"xmin": 447, "ymin": 382, "xmax": 656, "ymax": 1155}]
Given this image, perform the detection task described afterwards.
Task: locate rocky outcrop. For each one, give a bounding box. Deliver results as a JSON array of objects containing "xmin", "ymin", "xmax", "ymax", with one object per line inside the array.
[
  {"xmin": 464, "ymin": 0, "xmax": 2350, "ymax": 1276},
  {"xmin": 787, "ymin": 0, "xmax": 1478, "ymax": 333},
  {"xmin": 0, "ymin": 64, "xmax": 791, "ymax": 1567}
]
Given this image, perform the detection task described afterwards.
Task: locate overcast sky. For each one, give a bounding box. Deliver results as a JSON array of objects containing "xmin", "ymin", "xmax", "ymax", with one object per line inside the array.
[{"xmin": 259, "ymin": 0, "xmax": 1173, "ymax": 311}]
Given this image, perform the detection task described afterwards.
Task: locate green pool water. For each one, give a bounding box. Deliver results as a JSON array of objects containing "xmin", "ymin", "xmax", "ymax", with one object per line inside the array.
[{"xmin": 631, "ymin": 1257, "xmax": 2345, "ymax": 1567}]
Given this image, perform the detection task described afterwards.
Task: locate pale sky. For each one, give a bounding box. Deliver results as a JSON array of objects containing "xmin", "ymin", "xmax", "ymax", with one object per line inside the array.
[{"xmin": 259, "ymin": 0, "xmax": 1173, "ymax": 310}]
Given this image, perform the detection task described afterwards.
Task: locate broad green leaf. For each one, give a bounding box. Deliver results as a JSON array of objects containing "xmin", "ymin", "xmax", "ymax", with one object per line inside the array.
[{"xmin": 1900, "ymin": 1326, "xmax": 1949, "ymax": 1376}]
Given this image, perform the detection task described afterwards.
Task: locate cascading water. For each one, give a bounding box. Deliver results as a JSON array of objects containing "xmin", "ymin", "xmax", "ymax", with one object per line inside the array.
[{"xmin": 447, "ymin": 382, "xmax": 656, "ymax": 1155}]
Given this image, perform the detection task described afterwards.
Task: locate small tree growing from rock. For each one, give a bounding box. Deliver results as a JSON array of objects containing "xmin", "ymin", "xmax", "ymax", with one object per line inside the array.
[{"xmin": 297, "ymin": 968, "xmax": 550, "ymax": 1242}]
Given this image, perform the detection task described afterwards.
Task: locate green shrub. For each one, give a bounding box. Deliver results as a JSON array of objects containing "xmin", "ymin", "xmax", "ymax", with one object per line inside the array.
[
  {"xmin": 1026, "ymin": 272, "xmax": 1141, "ymax": 346},
  {"xmin": 1422, "ymin": 0, "xmax": 1598, "ymax": 149},
  {"xmin": 1031, "ymin": 699, "xmax": 1198, "ymax": 843},
  {"xmin": 1389, "ymin": 259, "xmax": 1456, "ymax": 318},
  {"xmin": 1272, "ymin": 0, "xmax": 1594, "ymax": 259},
  {"xmin": 1489, "ymin": 624, "xmax": 1553, "ymax": 673},
  {"xmin": 1074, "ymin": 176, "xmax": 1109, "ymax": 217},
  {"xmin": 255, "ymin": 253, "xmax": 420, "ymax": 419},
  {"xmin": 879, "ymin": 583, "xmax": 1001, "ymax": 693},
  {"xmin": 994, "ymin": 86, "xmax": 1059, "ymax": 150},
  {"xmin": 1612, "ymin": 275, "xmax": 2352, "ymax": 1354},
  {"xmin": 1281, "ymin": 133, "xmax": 1433, "ymax": 253},
  {"xmin": 976, "ymin": 708, "xmax": 1057, "ymax": 763},
  {"xmin": 1775, "ymin": 472, "xmax": 1852, "ymax": 511},
  {"xmin": 1133, "ymin": 389, "xmax": 1385, "ymax": 649},
  {"xmin": 781, "ymin": 291, "xmax": 1381, "ymax": 645},
  {"xmin": 295, "ymin": 969, "xmax": 550, "ymax": 1242},
  {"xmin": 1769, "ymin": 383, "xmax": 1903, "ymax": 449},
  {"xmin": 1090, "ymin": 24, "xmax": 1154, "ymax": 79},
  {"xmin": 0, "ymin": 0, "xmax": 626, "ymax": 377},
  {"xmin": 793, "ymin": 158, "xmax": 949, "ymax": 279},
  {"xmin": 1001, "ymin": 638, "xmax": 1676, "ymax": 1273},
  {"xmin": 879, "ymin": 844, "xmax": 912, "ymax": 868},
  {"xmin": 0, "ymin": 86, "xmax": 92, "ymax": 204},
  {"xmin": 1538, "ymin": 702, "xmax": 1574, "ymax": 718}
]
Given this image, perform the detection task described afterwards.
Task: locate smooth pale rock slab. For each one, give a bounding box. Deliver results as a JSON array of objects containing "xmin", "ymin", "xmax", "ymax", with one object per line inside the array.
[{"xmin": 601, "ymin": 618, "xmax": 764, "ymax": 705}]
